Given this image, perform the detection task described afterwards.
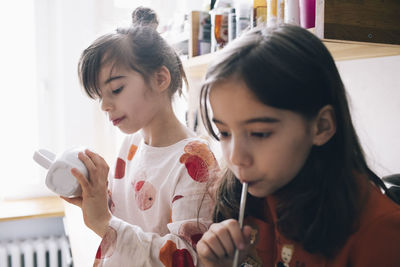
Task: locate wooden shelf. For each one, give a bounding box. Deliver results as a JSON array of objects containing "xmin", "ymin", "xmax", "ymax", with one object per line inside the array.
[
  {"xmin": 323, "ymin": 40, "xmax": 400, "ymax": 61},
  {"xmin": 0, "ymin": 196, "xmax": 65, "ymax": 222},
  {"xmin": 183, "ymin": 40, "xmax": 400, "ymax": 79}
]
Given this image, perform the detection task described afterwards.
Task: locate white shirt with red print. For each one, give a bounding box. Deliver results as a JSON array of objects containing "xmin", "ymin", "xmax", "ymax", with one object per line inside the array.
[{"xmin": 93, "ymin": 132, "xmax": 218, "ymax": 267}]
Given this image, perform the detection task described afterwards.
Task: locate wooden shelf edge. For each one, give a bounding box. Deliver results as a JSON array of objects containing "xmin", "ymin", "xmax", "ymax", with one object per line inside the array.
[
  {"xmin": 0, "ymin": 196, "xmax": 65, "ymax": 222},
  {"xmin": 323, "ymin": 40, "xmax": 400, "ymax": 61},
  {"xmin": 183, "ymin": 41, "xmax": 400, "ymax": 78}
]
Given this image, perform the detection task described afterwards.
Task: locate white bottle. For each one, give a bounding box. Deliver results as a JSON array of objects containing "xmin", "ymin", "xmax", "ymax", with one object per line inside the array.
[
  {"xmin": 284, "ymin": 0, "xmax": 300, "ymax": 26},
  {"xmin": 234, "ymin": 0, "xmax": 252, "ymax": 37}
]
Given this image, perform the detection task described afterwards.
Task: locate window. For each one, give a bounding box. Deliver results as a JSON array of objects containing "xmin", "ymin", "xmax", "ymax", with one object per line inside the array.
[
  {"xmin": 0, "ymin": 0, "xmax": 194, "ymax": 200},
  {"xmin": 0, "ymin": 0, "xmax": 47, "ymax": 199}
]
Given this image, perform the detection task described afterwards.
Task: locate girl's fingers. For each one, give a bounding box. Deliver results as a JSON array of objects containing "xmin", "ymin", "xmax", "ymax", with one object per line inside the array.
[
  {"xmin": 242, "ymin": 225, "xmax": 253, "ymax": 244},
  {"xmin": 198, "ymin": 229, "xmax": 226, "ymax": 261},
  {"xmin": 60, "ymin": 196, "xmax": 83, "ymax": 208},
  {"xmin": 83, "ymin": 150, "xmax": 110, "ymax": 183},
  {"xmin": 208, "ymin": 222, "xmax": 236, "ymax": 257},
  {"xmin": 197, "ymin": 237, "xmax": 218, "ymax": 262},
  {"xmin": 197, "ymin": 221, "xmax": 255, "ymax": 265},
  {"xmin": 71, "ymin": 168, "xmax": 89, "ymax": 189},
  {"xmin": 220, "ymin": 219, "xmax": 246, "ymax": 252},
  {"xmin": 78, "ymin": 151, "xmax": 96, "ymax": 171},
  {"xmin": 85, "ymin": 149, "xmax": 107, "ymax": 167}
]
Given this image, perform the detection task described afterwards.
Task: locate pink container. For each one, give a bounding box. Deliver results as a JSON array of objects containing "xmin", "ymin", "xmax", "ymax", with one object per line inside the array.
[{"xmin": 299, "ymin": 0, "xmax": 315, "ymax": 28}]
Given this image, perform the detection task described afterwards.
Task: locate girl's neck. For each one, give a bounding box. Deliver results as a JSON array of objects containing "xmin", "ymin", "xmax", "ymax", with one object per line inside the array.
[{"xmin": 141, "ymin": 104, "xmax": 194, "ymax": 147}]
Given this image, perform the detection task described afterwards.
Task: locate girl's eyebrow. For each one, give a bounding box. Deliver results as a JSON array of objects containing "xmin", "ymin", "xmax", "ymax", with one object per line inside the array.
[
  {"xmin": 212, "ymin": 117, "xmax": 280, "ymax": 125},
  {"xmin": 104, "ymin": 75, "xmax": 125, "ymax": 84}
]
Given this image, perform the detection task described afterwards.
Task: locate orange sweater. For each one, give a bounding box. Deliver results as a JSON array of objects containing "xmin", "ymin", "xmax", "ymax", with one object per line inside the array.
[{"xmin": 242, "ymin": 184, "xmax": 400, "ymax": 267}]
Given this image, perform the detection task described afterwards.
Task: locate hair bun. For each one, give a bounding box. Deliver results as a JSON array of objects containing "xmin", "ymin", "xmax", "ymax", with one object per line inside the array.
[{"xmin": 131, "ymin": 6, "xmax": 159, "ymax": 29}]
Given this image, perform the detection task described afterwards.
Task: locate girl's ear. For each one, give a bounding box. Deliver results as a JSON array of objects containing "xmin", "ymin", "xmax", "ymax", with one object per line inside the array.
[
  {"xmin": 312, "ymin": 105, "xmax": 336, "ymax": 146},
  {"xmin": 153, "ymin": 66, "xmax": 171, "ymax": 93}
]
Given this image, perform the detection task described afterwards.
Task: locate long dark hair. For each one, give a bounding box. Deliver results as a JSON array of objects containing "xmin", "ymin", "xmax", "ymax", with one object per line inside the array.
[
  {"xmin": 78, "ymin": 7, "xmax": 187, "ymax": 99},
  {"xmin": 200, "ymin": 24, "xmax": 392, "ymax": 258}
]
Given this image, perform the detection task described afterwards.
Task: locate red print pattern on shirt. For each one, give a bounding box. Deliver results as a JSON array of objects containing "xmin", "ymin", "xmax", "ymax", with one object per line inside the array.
[
  {"xmin": 134, "ymin": 180, "xmax": 156, "ymax": 210},
  {"xmin": 114, "ymin": 157, "xmax": 126, "ymax": 179},
  {"xmin": 178, "ymin": 221, "xmax": 208, "ymax": 249},
  {"xmin": 172, "ymin": 195, "xmax": 184, "ymax": 203},
  {"xmin": 127, "ymin": 144, "xmax": 138, "ymax": 161},
  {"xmin": 159, "ymin": 240, "xmax": 195, "ymax": 267},
  {"xmin": 179, "ymin": 141, "xmax": 218, "ymax": 183},
  {"xmin": 95, "ymin": 226, "xmax": 117, "ymax": 260}
]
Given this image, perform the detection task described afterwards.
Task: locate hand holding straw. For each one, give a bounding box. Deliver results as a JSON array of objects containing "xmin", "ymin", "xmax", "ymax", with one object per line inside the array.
[{"xmin": 232, "ymin": 182, "xmax": 248, "ymax": 267}]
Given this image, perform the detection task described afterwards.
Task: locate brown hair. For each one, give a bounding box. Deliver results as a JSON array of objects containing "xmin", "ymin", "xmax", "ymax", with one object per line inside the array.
[
  {"xmin": 78, "ymin": 7, "xmax": 187, "ymax": 99},
  {"xmin": 200, "ymin": 24, "xmax": 392, "ymax": 258},
  {"xmin": 131, "ymin": 6, "xmax": 159, "ymax": 28}
]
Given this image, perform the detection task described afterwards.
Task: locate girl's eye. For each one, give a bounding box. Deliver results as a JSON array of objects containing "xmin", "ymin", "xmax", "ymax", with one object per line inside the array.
[
  {"xmin": 251, "ymin": 132, "xmax": 272, "ymax": 138},
  {"xmin": 112, "ymin": 87, "xmax": 123, "ymax": 94},
  {"xmin": 217, "ymin": 131, "xmax": 231, "ymax": 140}
]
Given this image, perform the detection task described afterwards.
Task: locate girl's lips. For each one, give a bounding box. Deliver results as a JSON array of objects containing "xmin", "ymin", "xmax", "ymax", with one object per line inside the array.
[
  {"xmin": 112, "ymin": 117, "xmax": 124, "ymax": 126},
  {"xmin": 242, "ymin": 179, "xmax": 258, "ymax": 187}
]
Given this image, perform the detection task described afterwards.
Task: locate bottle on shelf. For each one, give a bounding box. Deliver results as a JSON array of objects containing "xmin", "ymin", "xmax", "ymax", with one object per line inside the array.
[
  {"xmin": 284, "ymin": 0, "xmax": 300, "ymax": 26},
  {"xmin": 234, "ymin": 0, "xmax": 252, "ymax": 37},
  {"xmin": 253, "ymin": 0, "xmax": 267, "ymax": 27},
  {"xmin": 267, "ymin": 0, "xmax": 277, "ymax": 27}
]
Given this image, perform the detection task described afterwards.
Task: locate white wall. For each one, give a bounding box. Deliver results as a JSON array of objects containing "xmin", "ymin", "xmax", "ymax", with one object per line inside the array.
[{"xmin": 337, "ymin": 55, "xmax": 400, "ymax": 176}]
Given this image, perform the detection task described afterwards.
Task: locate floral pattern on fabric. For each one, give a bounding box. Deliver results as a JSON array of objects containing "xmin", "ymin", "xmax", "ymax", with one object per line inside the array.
[
  {"xmin": 159, "ymin": 240, "xmax": 195, "ymax": 267},
  {"xmin": 95, "ymin": 227, "xmax": 117, "ymax": 261},
  {"xmin": 128, "ymin": 144, "xmax": 138, "ymax": 161},
  {"xmin": 179, "ymin": 141, "xmax": 218, "ymax": 183},
  {"xmin": 178, "ymin": 221, "xmax": 208, "ymax": 249},
  {"xmin": 134, "ymin": 180, "xmax": 156, "ymax": 210},
  {"xmin": 172, "ymin": 195, "xmax": 184, "ymax": 203},
  {"xmin": 114, "ymin": 157, "xmax": 126, "ymax": 179}
]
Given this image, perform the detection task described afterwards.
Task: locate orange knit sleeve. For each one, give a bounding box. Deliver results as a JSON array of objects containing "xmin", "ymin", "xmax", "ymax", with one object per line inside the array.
[{"xmin": 351, "ymin": 210, "xmax": 400, "ymax": 267}]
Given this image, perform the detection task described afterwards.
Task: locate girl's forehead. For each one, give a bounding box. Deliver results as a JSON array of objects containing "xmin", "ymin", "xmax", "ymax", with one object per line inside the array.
[
  {"xmin": 99, "ymin": 62, "xmax": 129, "ymax": 81},
  {"xmin": 211, "ymin": 82, "xmax": 278, "ymax": 117},
  {"xmin": 210, "ymin": 78, "xmax": 260, "ymax": 104},
  {"xmin": 100, "ymin": 61, "xmax": 123, "ymax": 75}
]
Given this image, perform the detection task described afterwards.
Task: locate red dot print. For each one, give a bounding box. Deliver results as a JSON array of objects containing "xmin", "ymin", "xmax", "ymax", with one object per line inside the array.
[
  {"xmin": 135, "ymin": 181, "xmax": 145, "ymax": 192},
  {"xmin": 114, "ymin": 157, "xmax": 125, "ymax": 179},
  {"xmin": 178, "ymin": 221, "xmax": 207, "ymax": 248},
  {"xmin": 172, "ymin": 195, "xmax": 184, "ymax": 203},
  {"xmin": 190, "ymin": 233, "xmax": 203, "ymax": 247},
  {"xmin": 134, "ymin": 181, "xmax": 156, "ymax": 210},
  {"xmin": 184, "ymin": 155, "xmax": 208, "ymax": 182},
  {"xmin": 159, "ymin": 240, "xmax": 195, "ymax": 267},
  {"xmin": 172, "ymin": 249, "xmax": 195, "ymax": 267},
  {"xmin": 95, "ymin": 227, "xmax": 117, "ymax": 259}
]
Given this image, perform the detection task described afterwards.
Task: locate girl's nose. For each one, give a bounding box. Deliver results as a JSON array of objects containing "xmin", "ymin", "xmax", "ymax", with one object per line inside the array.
[
  {"xmin": 100, "ymin": 98, "xmax": 112, "ymax": 112},
  {"xmin": 229, "ymin": 137, "xmax": 252, "ymax": 168}
]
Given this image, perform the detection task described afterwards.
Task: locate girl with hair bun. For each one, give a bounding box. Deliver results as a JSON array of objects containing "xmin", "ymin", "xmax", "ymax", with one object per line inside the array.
[{"xmin": 63, "ymin": 6, "xmax": 218, "ymax": 267}]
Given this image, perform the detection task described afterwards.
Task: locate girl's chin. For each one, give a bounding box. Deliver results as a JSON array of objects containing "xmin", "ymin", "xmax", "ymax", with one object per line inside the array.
[
  {"xmin": 248, "ymin": 184, "xmax": 277, "ymax": 198},
  {"xmin": 248, "ymin": 188, "xmax": 268, "ymax": 198}
]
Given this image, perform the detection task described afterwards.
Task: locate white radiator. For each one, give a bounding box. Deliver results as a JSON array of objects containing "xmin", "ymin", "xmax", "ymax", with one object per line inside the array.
[{"xmin": 0, "ymin": 235, "xmax": 72, "ymax": 267}]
